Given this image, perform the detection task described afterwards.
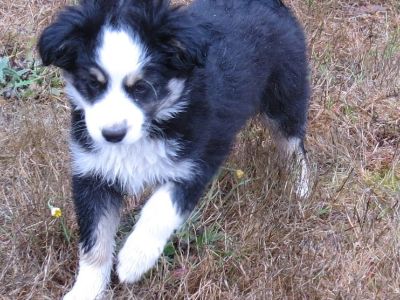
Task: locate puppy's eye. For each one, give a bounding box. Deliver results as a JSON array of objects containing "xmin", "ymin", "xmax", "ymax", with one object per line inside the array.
[
  {"xmin": 86, "ymin": 68, "xmax": 106, "ymax": 91},
  {"xmin": 87, "ymin": 76, "xmax": 104, "ymax": 90},
  {"xmin": 132, "ymin": 80, "xmax": 149, "ymax": 95},
  {"xmin": 87, "ymin": 77, "xmax": 101, "ymax": 89},
  {"xmin": 126, "ymin": 80, "xmax": 151, "ymax": 99}
]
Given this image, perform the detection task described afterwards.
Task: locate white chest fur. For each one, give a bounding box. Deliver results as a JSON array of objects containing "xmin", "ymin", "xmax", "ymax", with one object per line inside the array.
[{"xmin": 70, "ymin": 139, "xmax": 195, "ymax": 195}]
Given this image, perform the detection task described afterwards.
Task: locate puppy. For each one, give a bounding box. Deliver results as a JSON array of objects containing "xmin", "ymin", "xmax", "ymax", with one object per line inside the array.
[{"xmin": 38, "ymin": 0, "xmax": 309, "ymax": 298}]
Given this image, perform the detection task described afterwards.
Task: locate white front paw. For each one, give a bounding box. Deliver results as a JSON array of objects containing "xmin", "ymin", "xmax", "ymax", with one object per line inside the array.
[
  {"xmin": 63, "ymin": 290, "xmax": 79, "ymax": 300},
  {"xmin": 63, "ymin": 286, "xmax": 103, "ymax": 300},
  {"xmin": 117, "ymin": 235, "xmax": 164, "ymax": 283},
  {"xmin": 63, "ymin": 262, "xmax": 110, "ymax": 300}
]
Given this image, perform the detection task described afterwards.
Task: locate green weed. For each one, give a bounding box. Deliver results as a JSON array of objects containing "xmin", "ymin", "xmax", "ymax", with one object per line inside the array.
[
  {"xmin": 364, "ymin": 168, "xmax": 400, "ymax": 194},
  {"xmin": 0, "ymin": 56, "xmax": 44, "ymax": 99}
]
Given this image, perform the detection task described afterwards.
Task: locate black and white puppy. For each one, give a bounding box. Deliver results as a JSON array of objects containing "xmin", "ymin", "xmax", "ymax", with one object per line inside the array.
[{"xmin": 38, "ymin": 0, "xmax": 309, "ymax": 298}]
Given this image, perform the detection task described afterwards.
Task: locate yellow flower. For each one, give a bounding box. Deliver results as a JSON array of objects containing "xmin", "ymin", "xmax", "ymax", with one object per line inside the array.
[
  {"xmin": 235, "ymin": 169, "xmax": 245, "ymax": 179},
  {"xmin": 51, "ymin": 206, "xmax": 62, "ymax": 218}
]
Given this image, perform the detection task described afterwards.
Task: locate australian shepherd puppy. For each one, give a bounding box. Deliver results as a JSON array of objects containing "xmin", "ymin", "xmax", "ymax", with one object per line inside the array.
[{"xmin": 38, "ymin": 0, "xmax": 309, "ymax": 298}]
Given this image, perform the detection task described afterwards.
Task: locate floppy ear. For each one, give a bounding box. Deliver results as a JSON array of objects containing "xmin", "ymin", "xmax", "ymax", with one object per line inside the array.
[
  {"xmin": 164, "ymin": 21, "xmax": 209, "ymax": 73},
  {"xmin": 38, "ymin": 0, "xmax": 112, "ymax": 70},
  {"xmin": 132, "ymin": 0, "xmax": 208, "ymax": 74},
  {"xmin": 38, "ymin": 7, "xmax": 86, "ymax": 69},
  {"xmin": 161, "ymin": 8, "xmax": 209, "ymax": 73}
]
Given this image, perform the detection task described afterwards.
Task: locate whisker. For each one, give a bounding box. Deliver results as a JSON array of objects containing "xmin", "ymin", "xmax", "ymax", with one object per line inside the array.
[{"xmin": 143, "ymin": 79, "xmax": 158, "ymax": 100}]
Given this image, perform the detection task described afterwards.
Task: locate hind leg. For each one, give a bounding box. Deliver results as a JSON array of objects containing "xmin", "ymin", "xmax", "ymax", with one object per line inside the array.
[
  {"xmin": 261, "ymin": 74, "xmax": 310, "ymax": 197},
  {"xmin": 264, "ymin": 118, "xmax": 309, "ymax": 197}
]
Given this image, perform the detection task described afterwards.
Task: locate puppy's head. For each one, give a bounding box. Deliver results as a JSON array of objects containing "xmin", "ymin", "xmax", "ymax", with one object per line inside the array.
[{"xmin": 38, "ymin": 0, "xmax": 207, "ymax": 145}]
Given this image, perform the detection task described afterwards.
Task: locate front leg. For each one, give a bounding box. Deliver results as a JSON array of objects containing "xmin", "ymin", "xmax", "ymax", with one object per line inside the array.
[
  {"xmin": 64, "ymin": 175, "xmax": 122, "ymax": 300},
  {"xmin": 117, "ymin": 179, "xmax": 206, "ymax": 283}
]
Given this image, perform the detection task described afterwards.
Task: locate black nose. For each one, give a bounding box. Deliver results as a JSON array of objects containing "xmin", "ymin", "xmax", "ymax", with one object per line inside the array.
[{"xmin": 102, "ymin": 124, "xmax": 127, "ymax": 143}]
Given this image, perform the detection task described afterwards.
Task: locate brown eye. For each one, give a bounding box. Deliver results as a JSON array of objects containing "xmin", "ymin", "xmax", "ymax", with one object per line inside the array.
[
  {"xmin": 126, "ymin": 80, "xmax": 151, "ymax": 100},
  {"xmin": 132, "ymin": 80, "xmax": 149, "ymax": 95},
  {"xmin": 88, "ymin": 67, "xmax": 106, "ymax": 90},
  {"xmin": 88, "ymin": 76, "xmax": 102, "ymax": 90}
]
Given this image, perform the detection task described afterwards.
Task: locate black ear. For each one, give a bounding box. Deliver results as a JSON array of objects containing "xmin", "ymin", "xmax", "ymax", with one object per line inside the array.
[
  {"xmin": 128, "ymin": 0, "xmax": 209, "ymax": 74},
  {"xmin": 164, "ymin": 21, "xmax": 209, "ymax": 73},
  {"xmin": 161, "ymin": 8, "xmax": 209, "ymax": 73},
  {"xmin": 38, "ymin": 7, "xmax": 87, "ymax": 69},
  {"xmin": 38, "ymin": 0, "xmax": 112, "ymax": 70}
]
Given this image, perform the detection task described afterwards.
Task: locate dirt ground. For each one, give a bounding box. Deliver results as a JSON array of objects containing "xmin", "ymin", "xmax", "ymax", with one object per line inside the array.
[{"xmin": 0, "ymin": 0, "xmax": 399, "ymax": 299}]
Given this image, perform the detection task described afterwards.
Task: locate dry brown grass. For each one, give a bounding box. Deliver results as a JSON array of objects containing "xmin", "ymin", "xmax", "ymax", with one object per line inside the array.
[{"xmin": 1, "ymin": 0, "xmax": 399, "ymax": 299}]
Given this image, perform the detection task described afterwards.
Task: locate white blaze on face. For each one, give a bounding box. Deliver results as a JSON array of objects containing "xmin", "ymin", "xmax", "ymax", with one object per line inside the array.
[{"xmin": 85, "ymin": 29, "xmax": 148, "ymax": 144}]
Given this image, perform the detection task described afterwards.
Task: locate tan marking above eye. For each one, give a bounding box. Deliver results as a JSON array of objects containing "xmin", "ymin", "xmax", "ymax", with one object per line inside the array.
[
  {"xmin": 89, "ymin": 67, "xmax": 106, "ymax": 84},
  {"xmin": 125, "ymin": 72, "xmax": 143, "ymax": 87}
]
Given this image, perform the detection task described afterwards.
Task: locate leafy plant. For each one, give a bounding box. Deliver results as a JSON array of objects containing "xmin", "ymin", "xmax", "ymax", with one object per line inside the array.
[{"xmin": 0, "ymin": 56, "xmax": 44, "ymax": 98}]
